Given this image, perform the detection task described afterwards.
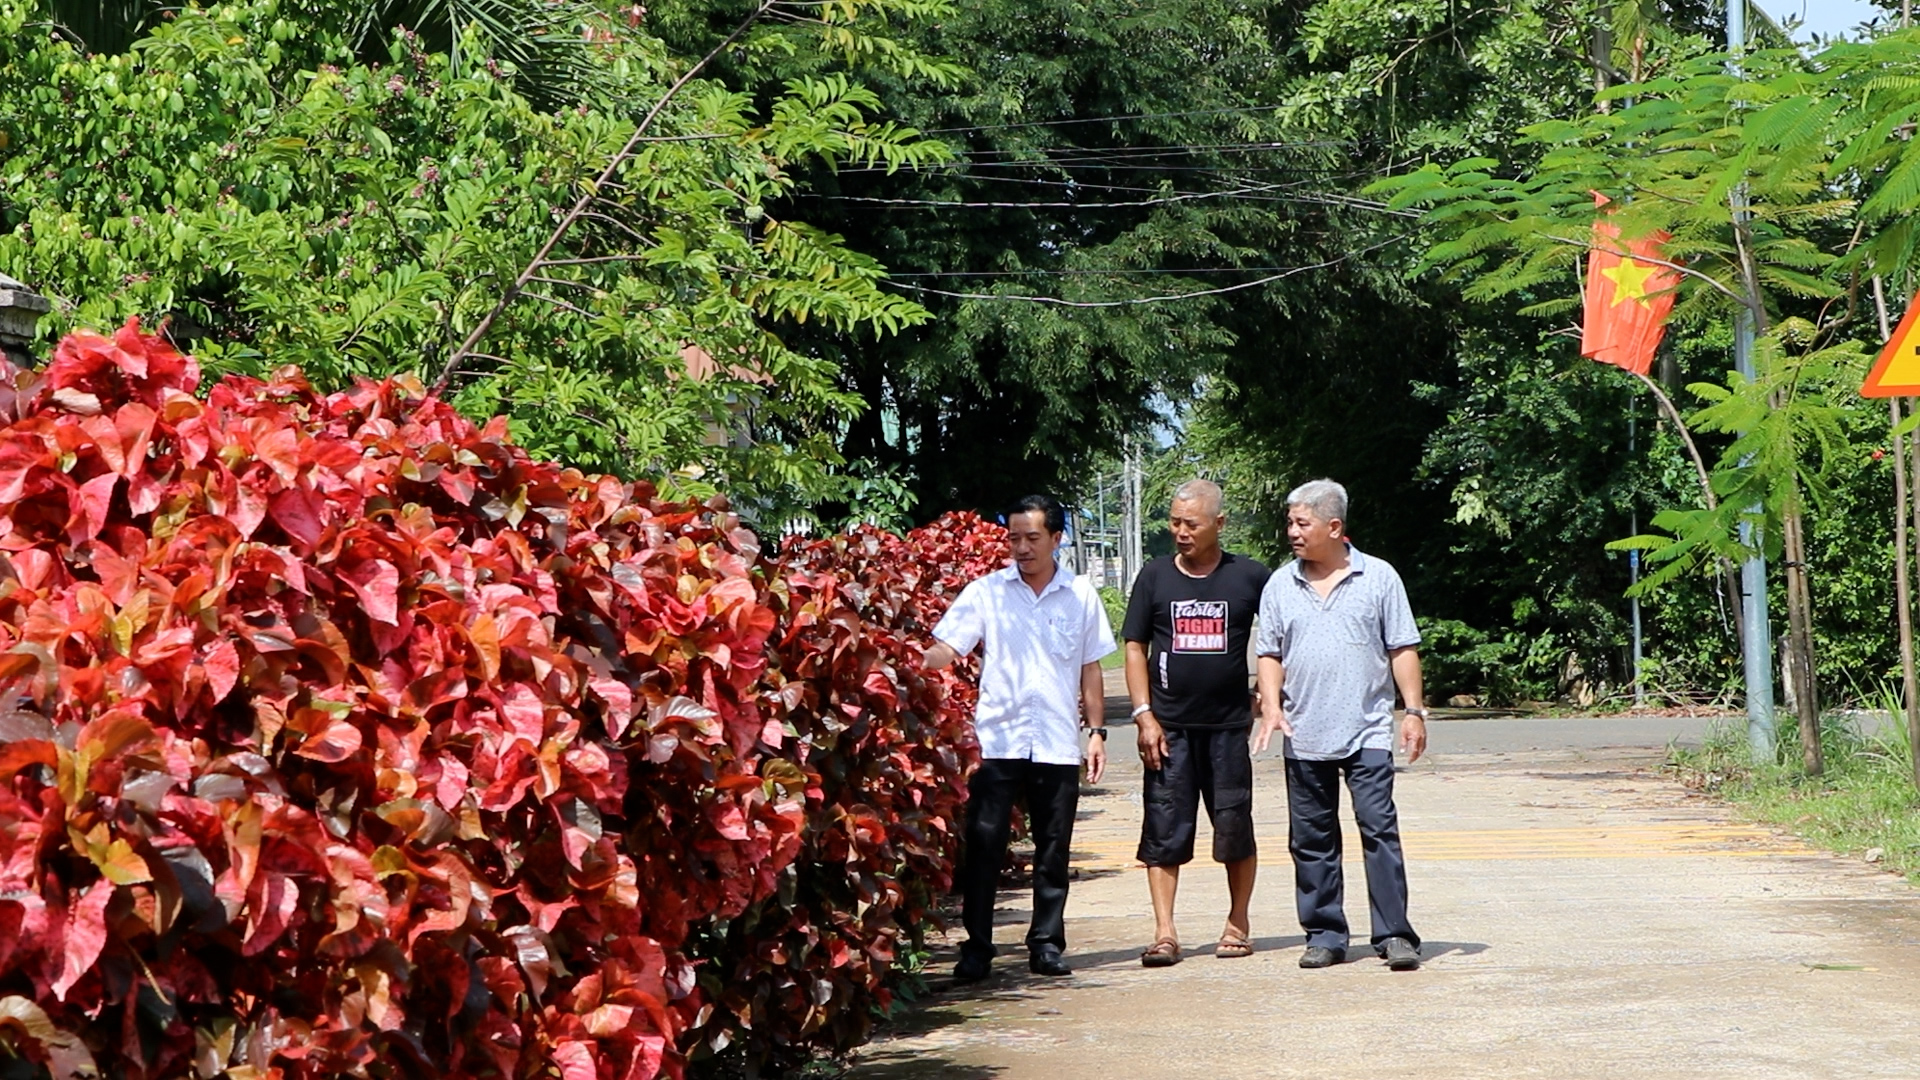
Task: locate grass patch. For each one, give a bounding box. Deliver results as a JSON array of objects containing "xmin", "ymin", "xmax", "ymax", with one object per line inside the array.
[{"xmin": 1668, "ymin": 710, "xmax": 1920, "ymax": 882}]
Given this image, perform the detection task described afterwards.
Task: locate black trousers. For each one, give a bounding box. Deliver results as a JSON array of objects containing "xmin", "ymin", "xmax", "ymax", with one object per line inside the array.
[
  {"xmin": 959, "ymin": 758, "xmax": 1081, "ymax": 958},
  {"xmin": 1286, "ymin": 748, "xmax": 1419, "ymax": 952}
]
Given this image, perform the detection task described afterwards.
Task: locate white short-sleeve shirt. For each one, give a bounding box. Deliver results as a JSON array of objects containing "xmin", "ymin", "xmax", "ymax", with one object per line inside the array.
[{"xmin": 933, "ymin": 563, "xmax": 1117, "ymax": 764}]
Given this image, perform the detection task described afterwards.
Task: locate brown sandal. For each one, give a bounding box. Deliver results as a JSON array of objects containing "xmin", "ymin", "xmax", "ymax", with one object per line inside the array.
[
  {"xmin": 1215, "ymin": 931, "xmax": 1254, "ymax": 959},
  {"xmin": 1140, "ymin": 937, "xmax": 1182, "ymax": 967}
]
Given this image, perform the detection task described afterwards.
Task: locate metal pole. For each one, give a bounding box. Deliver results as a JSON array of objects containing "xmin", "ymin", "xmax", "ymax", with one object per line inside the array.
[
  {"xmin": 1124, "ymin": 444, "xmax": 1144, "ymax": 591},
  {"xmin": 1119, "ymin": 444, "xmax": 1134, "ymax": 591},
  {"xmin": 1629, "ymin": 411, "xmax": 1645, "ymax": 706},
  {"xmin": 1726, "ymin": 0, "xmax": 1776, "ymax": 763},
  {"xmin": 1096, "ymin": 477, "xmax": 1107, "ymax": 589}
]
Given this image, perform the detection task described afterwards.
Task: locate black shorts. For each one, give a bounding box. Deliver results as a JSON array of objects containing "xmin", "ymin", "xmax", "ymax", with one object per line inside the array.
[{"xmin": 1136, "ymin": 725, "xmax": 1257, "ymax": 867}]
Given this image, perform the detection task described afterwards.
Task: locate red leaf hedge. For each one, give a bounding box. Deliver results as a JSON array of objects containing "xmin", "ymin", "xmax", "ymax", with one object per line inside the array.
[{"xmin": 0, "ymin": 322, "xmax": 1004, "ymax": 1079}]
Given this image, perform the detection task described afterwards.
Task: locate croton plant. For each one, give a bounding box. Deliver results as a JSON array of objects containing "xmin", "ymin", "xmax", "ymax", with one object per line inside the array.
[{"xmin": 0, "ymin": 323, "xmax": 1007, "ymax": 1079}]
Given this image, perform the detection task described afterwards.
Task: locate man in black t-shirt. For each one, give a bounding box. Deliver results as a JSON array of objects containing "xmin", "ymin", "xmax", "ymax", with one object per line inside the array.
[{"xmin": 1122, "ymin": 479, "xmax": 1271, "ymax": 967}]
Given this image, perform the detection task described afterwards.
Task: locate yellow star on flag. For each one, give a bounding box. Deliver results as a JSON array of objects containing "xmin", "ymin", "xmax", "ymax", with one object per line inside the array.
[{"xmin": 1602, "ymin": 256, "xmax": 1659, "ymax": 307}]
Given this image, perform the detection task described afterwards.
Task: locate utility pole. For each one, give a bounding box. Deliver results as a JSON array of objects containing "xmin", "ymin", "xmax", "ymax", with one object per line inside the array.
[
  {"xmin": 1728, "ymin": 0, "xmax": 1777, "ymax": 763},
  {"xmin": 1120, "ymin": 443, "xmax": 1144, "ymax": 594}
]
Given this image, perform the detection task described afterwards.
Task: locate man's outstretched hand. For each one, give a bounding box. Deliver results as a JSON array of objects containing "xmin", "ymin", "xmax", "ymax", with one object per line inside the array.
[{"xmin": 1251, "ymin": 702, "xmax": 1292, "ymax": 754}]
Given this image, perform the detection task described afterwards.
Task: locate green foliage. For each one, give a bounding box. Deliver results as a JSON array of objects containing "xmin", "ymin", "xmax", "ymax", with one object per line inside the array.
[
  {"xmin": 1367, "ymin": 36, "xmax": 1904, "ymax": 702},
  {"xmin": 1419, "ymin": 618, "xmax": 1563, "ymax": 705},
  {"xmin": 1099, "ymin": 585, "xmax": 1128, "ymax": 642},
  {"xmin": 0, "ymin": 0, "xmax": 952, "ymax": 522},
  {"xmin": 660, "ymin": 0, "xmax": 1373, "ymax": 514}
]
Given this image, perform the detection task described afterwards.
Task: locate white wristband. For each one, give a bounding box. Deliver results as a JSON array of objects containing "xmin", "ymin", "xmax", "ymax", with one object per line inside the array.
[{"xmin": 1130, "ymin": 703, "xmax": 1153, "ymax": 719}]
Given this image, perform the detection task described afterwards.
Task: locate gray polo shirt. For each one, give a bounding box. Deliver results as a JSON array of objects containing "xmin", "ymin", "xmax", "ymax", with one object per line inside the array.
[{"xmin": 1253, "ymin": 545, "xmax": 1421, "ymax": 761}]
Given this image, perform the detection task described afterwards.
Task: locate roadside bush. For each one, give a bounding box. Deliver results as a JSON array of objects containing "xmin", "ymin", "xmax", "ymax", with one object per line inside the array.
[
  {"xmin": 687, "ymin": 514, "xmax": 1004, "ymax": 1070},
  {"xmin": 0, "ymin": 322, "xmax": 993, "ymax": 1080}
]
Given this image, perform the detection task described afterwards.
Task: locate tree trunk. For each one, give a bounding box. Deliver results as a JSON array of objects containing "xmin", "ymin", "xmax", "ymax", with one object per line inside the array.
[{"xmin": 1781, "ymin": 499, "xmax": 1822, "ymax": 774}]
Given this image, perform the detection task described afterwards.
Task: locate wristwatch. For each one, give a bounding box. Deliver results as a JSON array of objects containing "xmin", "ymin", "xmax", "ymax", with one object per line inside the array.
[
  {"xmin": 1403, "ymin": 707, "xmax": 1429, "ymax": 718},
  {"xmin": 1130, "ymin": 703, "xmax": 1153, "ymax": 719},
  {"xmin": 1086, "ymin": 727, "xmax": 1109, "ymax": 740}
]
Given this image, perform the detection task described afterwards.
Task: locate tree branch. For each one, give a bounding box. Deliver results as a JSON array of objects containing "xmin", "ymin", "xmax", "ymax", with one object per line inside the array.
[
  {"xmin": 1630, "ymin": 367, "xmax": 1748, "ymax": 646},
  {"xmin": 542, "ymin": 254, "xmax": 657, "ymax": 266},
  {"xmin": 1538, "ymin": 231, "xmax": 1753, "ymax": 310},
  {"xmin": 527, "ymin": 274, "xmax": 599, "ymax": 292},
  {"xmin": 1632, "ymin": 370, "xmax": 1716, "ymax": 510},
  {"xmin": 436, "ymin": 0, "xmax": 783, "ymax": 392},
  {"xmin": 523, "ymin": 292, "xmax": 597, "ymax": 320}
]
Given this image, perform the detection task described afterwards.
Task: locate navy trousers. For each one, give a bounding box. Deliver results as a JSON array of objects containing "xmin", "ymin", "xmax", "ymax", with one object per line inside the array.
[
  {"xmin": 1285, "ymin": 748, "xmax": 1419, "ymax": 952},
  {"xmin": 959, "ymin": 758, "xmax": 1081, "ymax": 959}
]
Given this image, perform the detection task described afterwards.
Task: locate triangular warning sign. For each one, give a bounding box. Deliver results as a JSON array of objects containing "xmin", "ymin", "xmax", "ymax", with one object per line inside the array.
[{"xmin": 1863, "ymin": 287, "xmax": 1920, "ymax": 397}]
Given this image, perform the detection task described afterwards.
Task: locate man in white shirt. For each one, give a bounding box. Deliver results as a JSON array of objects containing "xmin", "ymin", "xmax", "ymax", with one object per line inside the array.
[{"xmin": 925, "ymin": 495, "xmax": 1116, "ymax": 981}]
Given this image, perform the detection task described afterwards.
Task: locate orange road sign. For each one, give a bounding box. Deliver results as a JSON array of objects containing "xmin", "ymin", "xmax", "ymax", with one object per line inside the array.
[{"xmin": 1863, "ymin": 287, "xmax": 1920, "ymax": 397}]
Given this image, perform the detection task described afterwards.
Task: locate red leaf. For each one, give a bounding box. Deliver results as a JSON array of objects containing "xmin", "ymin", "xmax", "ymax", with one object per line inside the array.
[
  {"xmin": 268, "ymin": 485, "xmax": 326, "ymax": 548},
  {"xmin": 203, "ymin": 639, "xmax": 239, "ymax": 703},
  {"xmin": 708, "ymin": 802, "xmax": 750, "ymax": 841},
  {"xmin": 0, "ymin": 440, "xmax": 47, "ymax": 503},
  {"xmin": 65, "ymin": 473, "xmax": 116, "ymax": 545},
  {"xmin": 243, "ymin": 871, "xmax": 300, "ymax": 956},
  {"xmin": 294, "ymin": 718, "xmax": 363, "ymax": 763},
  {"xmin": 553, "ymin": 1040, "xmax": 597, "ymax": 1080},
  {"xmin": 51, "ymin": 879, "xmax": 112, "ymax": 1001},
  {"xmin": 621, "ymin": 1034, "xmax": 667, "ymax": 1080},
  {"xmin": 231, "ymin": 470, "xmax": 268, "ymax": 539},
  {"xmin": 340, "ymin": 559, "xmax": 401, "ymax": 625}
]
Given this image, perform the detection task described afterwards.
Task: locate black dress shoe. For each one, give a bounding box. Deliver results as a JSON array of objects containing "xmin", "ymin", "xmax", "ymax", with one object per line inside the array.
[
  {"xmin": 1028, "ymin": 947, "xmax": 1072, "ymax": 977},
  {"xmin": 1379, "ymin": 936, "xmax": 1421, "ymax": 971},
  {"xmin": 1298, "ymin": 945, "xmax": 1345, "ymax": 969},
  {"xmin": 953, "ymin": 952, "xmax": 992, "ymax": 982}
]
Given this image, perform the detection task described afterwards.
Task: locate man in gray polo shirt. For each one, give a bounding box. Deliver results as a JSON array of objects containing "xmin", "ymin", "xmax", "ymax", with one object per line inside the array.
[{"xmin": 1253, "ymin": 479, "xmax": 1428, "ymax": 971}]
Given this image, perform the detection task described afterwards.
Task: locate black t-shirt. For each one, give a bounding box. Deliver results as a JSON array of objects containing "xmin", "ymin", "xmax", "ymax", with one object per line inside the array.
[{"xmin": 1121, "ymin": 552, "xmax": 1272, "ymax": 730}]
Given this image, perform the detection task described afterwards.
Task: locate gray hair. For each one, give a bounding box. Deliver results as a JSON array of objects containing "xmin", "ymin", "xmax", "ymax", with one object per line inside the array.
[
  {"xmin": 1286, "ymin": 479, "xmax": 1348, "ymax": 524},
  {"xmin": 1171, "ymin": 478, "xmax": 1224, "ymax": 518}
]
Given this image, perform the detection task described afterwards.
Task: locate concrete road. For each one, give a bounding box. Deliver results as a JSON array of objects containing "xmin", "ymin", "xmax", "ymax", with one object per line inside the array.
[{"xmin": 846, "ymin": 715, "xmax": 1920, "ymax": 1079}]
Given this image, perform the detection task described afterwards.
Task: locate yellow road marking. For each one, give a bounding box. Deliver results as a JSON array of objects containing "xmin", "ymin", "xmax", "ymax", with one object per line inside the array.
[{"xmin": 1068, "ymin": 824, "xmax": 1820, "ymax": 864}]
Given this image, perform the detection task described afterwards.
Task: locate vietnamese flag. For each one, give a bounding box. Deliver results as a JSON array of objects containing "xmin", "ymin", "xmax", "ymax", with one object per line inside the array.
[{"xmin": 1581, "ymin": 192, "xmax": 1678, "ymax": 376}]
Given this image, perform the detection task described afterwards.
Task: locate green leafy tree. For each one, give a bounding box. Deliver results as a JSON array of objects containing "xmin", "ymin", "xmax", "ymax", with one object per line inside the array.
[
  {"xmin": 1368, "ymin": 40, "xmax": 1915, "ymax": 757},
  {"xmin": 1, "ymin": 0, "xmax": 950, "ymax": 522}
]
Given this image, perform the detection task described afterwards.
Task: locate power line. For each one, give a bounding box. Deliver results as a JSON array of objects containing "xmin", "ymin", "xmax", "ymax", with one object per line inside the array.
[
  {"xmin": 798, "ymin": 182, "xmax": 1281, "ymax": 210},
  {"xmin": 955, "ymin": 140, "xmax": 1350, "ymax": 158},
  {"xmin": 841, "ymin": 170, "xmax": 1385, "ymax": 199},
  {"xmin": 922, "ymin": 103, "xmax": 1307, "ymax": 135},
  {"xmin": 795, "ymin": 186, "xmax": 1419, "ymax": 216},
  {"xmin": 882, "ymin": 238, "xmax": 1407, "ymax": 307},
  {"xmin": 887, "ymin": 265, "xmax": 1339, "ymax": 278}
]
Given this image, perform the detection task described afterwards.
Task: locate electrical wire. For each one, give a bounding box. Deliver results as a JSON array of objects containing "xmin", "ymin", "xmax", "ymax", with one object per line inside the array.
[
  {"xmin": 920, "ymin": 104, "xmax": 1308, "ymax": 135},
  {"xmin": 793, "ymin": 186, "xmax": 1419, "ymax": 216},
  {"xmin": 881, "ymin": 237, "xmax": 1407, "ymax": 307},
  {"xmin": 888, "ymin": 265, "xmax": 1336, "ymax": 277}
]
